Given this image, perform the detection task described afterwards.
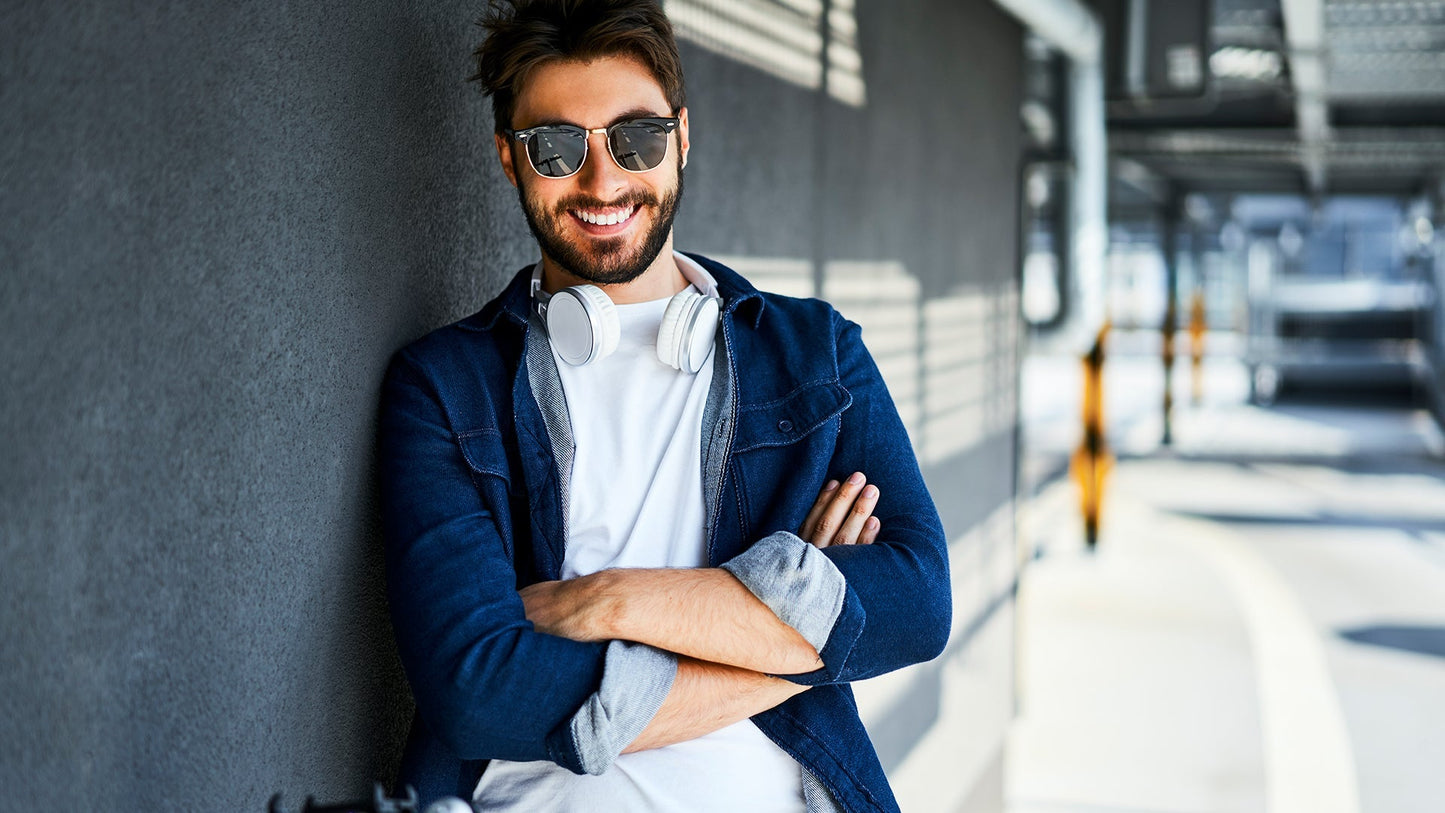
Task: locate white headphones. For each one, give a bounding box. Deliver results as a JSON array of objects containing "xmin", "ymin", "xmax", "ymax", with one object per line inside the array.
[{"xmin": 530, "ymin": 261, "xmax": 722, "ymax": 374}]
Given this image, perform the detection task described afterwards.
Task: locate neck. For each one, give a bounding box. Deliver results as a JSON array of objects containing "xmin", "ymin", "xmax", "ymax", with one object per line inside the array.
[{"xmin": 540, "ymin": 235, "xmax": 687, "ymax": 304}]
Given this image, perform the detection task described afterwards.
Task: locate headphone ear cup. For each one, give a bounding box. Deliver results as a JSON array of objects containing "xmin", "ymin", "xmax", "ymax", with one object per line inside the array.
[
  {"xmin": 546, "ymin": 284, "xmax": 619, "ymax": 365},
  {"xmin": 656, "ymin": 293, "xmax": 689, "ymax": 370},
  {"xmin": 657, "ymin": 291, "xmax": 720, "ymax": 373}
]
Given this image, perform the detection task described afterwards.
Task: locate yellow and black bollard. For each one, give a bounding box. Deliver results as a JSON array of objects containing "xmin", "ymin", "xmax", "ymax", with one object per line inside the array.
[
  {"xmin": 1071, "ymin": 322, "xmax": 1113, "ymax": 550},
  {"xmin": 1189, "ymin": 288, "xmax": 1206, "ymax": 406}
]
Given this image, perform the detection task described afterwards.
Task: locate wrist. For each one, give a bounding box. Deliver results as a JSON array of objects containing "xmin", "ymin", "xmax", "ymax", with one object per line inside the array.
[{"xmin": 583, "ymin": 569, "xmax": 628, "ymax": 640}]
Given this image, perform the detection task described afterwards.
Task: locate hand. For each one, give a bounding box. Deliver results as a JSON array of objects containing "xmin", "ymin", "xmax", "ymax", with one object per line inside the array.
[
  {"xmin": 798, "ymin": 472, "xmax": 880, "ymax": 548},
  {"xmin": 519, "ymin": 574, "xmax": 613, "ymax": 642}
]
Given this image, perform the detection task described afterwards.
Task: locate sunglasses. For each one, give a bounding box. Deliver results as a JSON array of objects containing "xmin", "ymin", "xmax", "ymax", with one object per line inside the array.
[{"xmin": 506, "ymin": 117, "xmax": 680, "ymax": 179}]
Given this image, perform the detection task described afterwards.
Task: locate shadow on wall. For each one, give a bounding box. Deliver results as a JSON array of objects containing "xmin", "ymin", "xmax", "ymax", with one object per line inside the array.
[
  {"xmin": 715, "ymin": 257, "xmax": 1019, "ymax": 467},
  {"xmin": 667, "ymin": 0, "xmax": 868, "ymax": 107}
]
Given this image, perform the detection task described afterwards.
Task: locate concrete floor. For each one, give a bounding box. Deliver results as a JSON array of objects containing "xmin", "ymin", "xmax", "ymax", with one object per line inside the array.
[{"xmin": 1009, "ymin": 340, "xmax": 1445, "ymax": 813}]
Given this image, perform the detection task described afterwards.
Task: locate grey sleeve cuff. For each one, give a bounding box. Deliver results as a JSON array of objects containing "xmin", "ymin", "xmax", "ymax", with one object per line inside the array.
[
  {"xmin": 566, "ymin": 640, "xmax": 678, "ymax": 775},
  {"xmin": 803, "ymin": 767, "xmax": 845, "ymax": 812},
  {"xmin": 719, "ymin": 530, "xmax": 848, "ymax": 653}
]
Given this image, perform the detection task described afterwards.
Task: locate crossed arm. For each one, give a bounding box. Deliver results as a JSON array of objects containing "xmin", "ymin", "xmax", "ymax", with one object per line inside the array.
[
  {"xmin": 383, "ymin": 318, "xmax": 947, "ymax": 771},
  {"xmin": 520, "ymin": 474, "xmax": 882, "ymax": 752}
]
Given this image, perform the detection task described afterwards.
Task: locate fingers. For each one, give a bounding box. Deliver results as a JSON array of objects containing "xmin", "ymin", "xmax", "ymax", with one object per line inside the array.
[
  {"xmin": 804, "ymin": 472, "xmax": 880, "ymax": 548},
  {"xmin": 857, "ymin": 516, "xmax": 881, "ymax": 546},
  {"xmin": 799, "ymin": 479, "xmax": 839, "ymax": 542},
  {"xmin": 807, "ymin": 473, "xmax": 863, "ymax": 546},
  {"xmin": 829, "ymin": 483, "xmax": 879, "ymax": 547}
]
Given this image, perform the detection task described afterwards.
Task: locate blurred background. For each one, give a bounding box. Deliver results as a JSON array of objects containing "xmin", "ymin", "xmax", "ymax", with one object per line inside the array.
[{"xmin": 2, "ymin": 0, "xmax": 1442, "ymax": 811}]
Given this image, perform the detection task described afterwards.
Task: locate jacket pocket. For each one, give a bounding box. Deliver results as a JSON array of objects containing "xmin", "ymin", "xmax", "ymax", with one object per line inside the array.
[
  {"xmin": 456, "ymin": 428, "xmax": 521, "ymax": 563},
  {"xmin": 731, "ymin": 380, "xmax": 851, "ymax": 453},
  {"xmin": 730, "ymin": 380, "xmax": 852, "ymax": 545},
  {"xmin": 457, "ymin": 428, "xmax": 512, "ymax": 484}
]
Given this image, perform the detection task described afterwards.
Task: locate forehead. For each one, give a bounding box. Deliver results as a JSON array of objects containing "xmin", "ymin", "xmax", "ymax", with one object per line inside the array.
[{"xmin": 511, "ymin": 54, "xmax": 672, "ymax": 128}]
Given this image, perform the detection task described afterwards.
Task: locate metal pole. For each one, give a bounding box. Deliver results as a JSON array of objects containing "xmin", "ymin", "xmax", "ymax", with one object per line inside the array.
[{"xmin": 1161, "ymin": 192, "xmax": 1181, "ymax": 445}]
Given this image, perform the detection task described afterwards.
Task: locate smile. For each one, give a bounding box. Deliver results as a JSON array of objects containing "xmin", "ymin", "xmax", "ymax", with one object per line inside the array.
[{"xmin": 570, "ymin": 205, "xmax": 638, "ymax": 230}]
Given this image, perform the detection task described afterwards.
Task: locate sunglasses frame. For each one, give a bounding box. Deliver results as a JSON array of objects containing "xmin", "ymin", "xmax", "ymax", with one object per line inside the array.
[{"xmin": 506, "ymin": 116, "xmax": 681, "ymax": 179}]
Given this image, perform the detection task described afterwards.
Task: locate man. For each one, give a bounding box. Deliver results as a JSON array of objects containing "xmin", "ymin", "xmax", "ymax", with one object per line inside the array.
[{"xmin": 377, "ymin": 1, "xmax": 951, "ymax": 810}]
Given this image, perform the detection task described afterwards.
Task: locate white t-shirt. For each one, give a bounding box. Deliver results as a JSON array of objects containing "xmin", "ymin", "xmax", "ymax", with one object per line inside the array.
[{"xmin": 472, "ymin": 259, "xmax": 806, "ymax": 812}]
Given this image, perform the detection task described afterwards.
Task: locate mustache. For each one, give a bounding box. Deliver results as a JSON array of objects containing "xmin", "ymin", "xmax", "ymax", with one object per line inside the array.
[{"xmin": 554, "ymin": 189, "xmax": 658, "ymax": 214}]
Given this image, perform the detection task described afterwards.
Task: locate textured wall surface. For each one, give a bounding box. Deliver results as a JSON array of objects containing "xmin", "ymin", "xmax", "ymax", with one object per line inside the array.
[{"xmin": 0, "ymin": 1, "xmax": 1021, "ymax": 810}]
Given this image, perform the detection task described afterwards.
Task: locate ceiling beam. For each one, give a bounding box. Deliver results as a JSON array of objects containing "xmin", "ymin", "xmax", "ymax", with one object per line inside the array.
[
  {"xmin": 1112, "ymin": 157, "xmax": 1172, "ymax": 204},
  {"xmin": 991, "ymin": 0, "xmax": 1101, "ymax": 64}
]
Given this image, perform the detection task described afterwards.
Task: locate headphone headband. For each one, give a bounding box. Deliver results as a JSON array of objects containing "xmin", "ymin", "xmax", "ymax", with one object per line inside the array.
[{"xmin": 529, "ymin": 257, "xmax": 721, "ymax": 372}]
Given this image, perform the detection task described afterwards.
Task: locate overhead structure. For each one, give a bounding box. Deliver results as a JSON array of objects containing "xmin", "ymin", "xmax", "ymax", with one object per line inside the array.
[
  {"xmin": 1106, "ymin": 0, "xmax": 1445, "ymax": 197},
  {"xmin": 995, "ymin": 0, "xmax": 1109, "ymax": 347}
]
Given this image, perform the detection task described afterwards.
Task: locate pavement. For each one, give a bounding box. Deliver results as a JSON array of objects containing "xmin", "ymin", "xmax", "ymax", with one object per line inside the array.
[{"xmin": 1006, "ymin": 341, "xmax": 1445, "ymax": 813}]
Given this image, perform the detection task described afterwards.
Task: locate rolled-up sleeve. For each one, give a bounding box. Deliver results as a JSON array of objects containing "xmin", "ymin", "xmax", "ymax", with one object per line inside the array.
[
  {"xmin": 565, "ymin": 641, "xmax": 678, "ymax": 774},
  {"xmin": 720, "ymin": 530, "xmax": 848, "ymax": 653}
]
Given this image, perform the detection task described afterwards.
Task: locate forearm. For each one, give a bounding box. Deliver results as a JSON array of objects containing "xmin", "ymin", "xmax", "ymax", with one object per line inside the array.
[
  {"xmin": 622, "ymin": 656, "xmax": 807, "ymax": 753},
  {"xmin": 591, "ymin": 567, "xmax": 824, "ymax": 675}
]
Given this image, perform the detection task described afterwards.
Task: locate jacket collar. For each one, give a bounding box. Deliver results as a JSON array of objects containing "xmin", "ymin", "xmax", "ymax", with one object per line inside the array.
[
  {"xmin": 457, "ymin": 251, "xmax": 767, "ymax": 334},
  {"xmin": 459, "ymin": 265, "xmax": 533, "ymax": 333},
  {"xmin": 682, "ymin": 252, "xmax": 766, "ymax": 328}
]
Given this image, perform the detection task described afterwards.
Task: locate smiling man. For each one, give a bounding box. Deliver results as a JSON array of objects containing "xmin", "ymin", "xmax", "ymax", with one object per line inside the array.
[{"xmin": 377, "ymin": 1, "xmax": 951, "ymax": 811}]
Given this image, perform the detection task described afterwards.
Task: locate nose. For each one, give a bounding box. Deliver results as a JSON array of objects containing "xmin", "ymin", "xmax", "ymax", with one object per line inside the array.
[{"xmin": 575, "ymin": 131, "xmax": 629, "ymax": 199}]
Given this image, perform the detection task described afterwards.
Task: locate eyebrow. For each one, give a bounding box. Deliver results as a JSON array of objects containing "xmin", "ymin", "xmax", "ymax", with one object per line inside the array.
[
  {"xmin": 530, "ymin": 107, "xmax": 672, "ymax": 130},
  {"xmin": 605, "ymin": 108, "xmax": 670, "ymax": 127}
]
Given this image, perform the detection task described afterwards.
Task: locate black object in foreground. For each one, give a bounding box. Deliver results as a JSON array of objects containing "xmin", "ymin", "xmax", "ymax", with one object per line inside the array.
[{"xmin": 268, "ymin": 783, "xmax": 419, "ymax": 813}]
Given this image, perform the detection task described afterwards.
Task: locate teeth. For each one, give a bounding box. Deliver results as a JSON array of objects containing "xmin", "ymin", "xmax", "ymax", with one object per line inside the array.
[{"xmin": 576, "ymin": 206, "xmax": 635, "ymax": 226}]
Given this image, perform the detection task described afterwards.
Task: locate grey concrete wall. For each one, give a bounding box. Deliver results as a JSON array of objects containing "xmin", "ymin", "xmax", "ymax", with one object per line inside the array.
[{"xmin": 1, "ymin": 1, "xmax": 1022, "ymax": 810}]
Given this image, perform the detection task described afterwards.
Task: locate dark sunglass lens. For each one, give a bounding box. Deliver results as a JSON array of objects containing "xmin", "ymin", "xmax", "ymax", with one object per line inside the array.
[
  {"xmin": 609, "ymin": 122, "xmax": 670, "ymax": 172},
  {"xmin": 527, "ymin": 128, "xmax": 587, "ymax": 178}
]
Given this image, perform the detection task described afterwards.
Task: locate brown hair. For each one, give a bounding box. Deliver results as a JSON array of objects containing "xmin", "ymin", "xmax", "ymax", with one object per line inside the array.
[{"xmin": 471, "ymin": 0, "xmax": 686, "ymax": 134}]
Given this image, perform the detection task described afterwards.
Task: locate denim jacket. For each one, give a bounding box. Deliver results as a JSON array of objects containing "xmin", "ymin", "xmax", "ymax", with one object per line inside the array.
[{"xmin": 378, "ymin": 253, "xmax": 951, "ymax": 812}]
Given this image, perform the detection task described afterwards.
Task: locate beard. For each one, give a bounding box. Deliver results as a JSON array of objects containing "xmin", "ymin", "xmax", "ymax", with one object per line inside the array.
[{"xmin": 516, "ymin": 156, "xmax": 684, "ymax": 286}]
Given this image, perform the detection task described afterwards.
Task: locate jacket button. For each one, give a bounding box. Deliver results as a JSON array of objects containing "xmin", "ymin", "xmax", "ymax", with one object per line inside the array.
[{"xmin": 778, "ymin": 419, "xmax": 794, "ymax": 433}]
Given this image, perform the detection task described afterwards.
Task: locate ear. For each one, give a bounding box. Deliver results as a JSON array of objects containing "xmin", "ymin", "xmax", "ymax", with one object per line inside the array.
[
  {"xmin": 494, "ymin": 132, "xmax": 519, "ymax": 187},
  {"xmin": 677, "ymin": 107, "xmax": 690, "ymax": 170}
]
